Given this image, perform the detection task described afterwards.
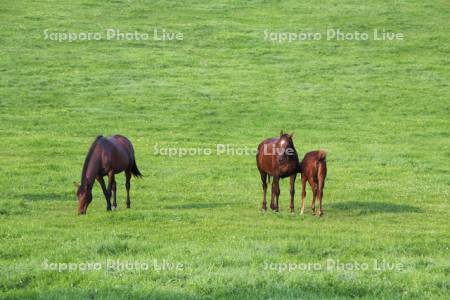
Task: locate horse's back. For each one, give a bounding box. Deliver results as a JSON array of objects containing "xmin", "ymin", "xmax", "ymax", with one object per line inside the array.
[
  {"xmin": 108, "ymin": 135, "xmax": 135, "ymax": 155},
  {"xmin": 100, "ymin": 135, "xmax": 136, "ymax": 172}
]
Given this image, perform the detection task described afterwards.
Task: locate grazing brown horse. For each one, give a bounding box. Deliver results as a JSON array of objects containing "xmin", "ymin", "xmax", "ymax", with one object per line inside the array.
[
  {"xmin": 299, "ymin": 150, "xmax": 327, "ymax": 216},
  {"xmin": 75, "ymin": 135, "xmax": 142, "ymax": 215},
  {"xmin": 256, "ymin": 131, "xmax": 300, "ymax": 212}
]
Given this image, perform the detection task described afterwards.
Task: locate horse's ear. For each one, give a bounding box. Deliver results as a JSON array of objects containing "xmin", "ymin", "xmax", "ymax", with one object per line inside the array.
[
  {"xmin": 290, "ymin": 132, "xmax": 294, "ymax": 138},
  {"xmin": 280, "ymin": 130, "xmax": 284, "ymax": 136}
]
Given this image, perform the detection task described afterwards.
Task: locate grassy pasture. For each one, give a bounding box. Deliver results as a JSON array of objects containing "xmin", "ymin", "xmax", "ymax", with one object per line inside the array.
[{"xmin": 0, "ymin": 0, "xmax": 449, "ymax": 299}]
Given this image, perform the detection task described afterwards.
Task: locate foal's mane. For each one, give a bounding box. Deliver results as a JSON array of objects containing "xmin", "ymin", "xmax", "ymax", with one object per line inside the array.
[{"xmin": 81, "ymin": 135, "xmax": 103, "ymax": 185}]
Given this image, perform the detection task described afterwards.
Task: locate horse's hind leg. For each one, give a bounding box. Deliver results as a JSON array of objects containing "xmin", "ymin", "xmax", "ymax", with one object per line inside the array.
[
  {"xmin": 125, "ymin": 171, "xmax": 131, "ymax": 208},
  {"xmin": 112, "ymin": 178, "xmax": 117, "ymax": 210},
  {"xmin": 260, "ymin": 171, "xmax": 268, "ymax": 211}
]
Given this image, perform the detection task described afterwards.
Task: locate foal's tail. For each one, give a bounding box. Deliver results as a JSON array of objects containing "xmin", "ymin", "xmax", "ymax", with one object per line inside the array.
[
  {"xmin": 131, "ymin": 160, "xmax": 143, "ymax": 178},
  {"xmin": 318, "ymin": 150, "xmax": 327, "ymax": 161},
  {"xmin": 317, "ymin": 150, "xmax": 327, "ymax": 193}
]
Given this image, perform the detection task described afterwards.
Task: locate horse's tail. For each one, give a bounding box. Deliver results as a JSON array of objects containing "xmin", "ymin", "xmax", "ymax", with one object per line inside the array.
[
  {"xmin": 131, "ymin": 159, "xmax": 143, "ymax": 178},
  {"xmin": 318, "ymin": 150, "xmax": 327, "ymax": 161},
  {"xmin": 267, "ymin": 175, "xmax": 271, "ymax": 184}
]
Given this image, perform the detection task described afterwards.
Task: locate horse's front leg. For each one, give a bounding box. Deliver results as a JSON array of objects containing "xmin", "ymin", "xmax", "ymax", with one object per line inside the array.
[
  {"xmin": 259, "ymin": 172, "xmax": 268, "ymax": 211},
  {"xmin": 289, "ymin": 174, "xmax": 296, "ymax": 213},
  {"xmin": 97, "ymin": 176, "xmax": 108, "ymax": 201},
  {"xmin": 272, "ymin": 177, "xmax": 280, "ymax": 212},
  {"xmin": 270, "ymin": 177, "xmax": 275, "ymax": 211},
  {"xmin": 105, "ymin": 171, "xmax": 115, "ymax": 211}
]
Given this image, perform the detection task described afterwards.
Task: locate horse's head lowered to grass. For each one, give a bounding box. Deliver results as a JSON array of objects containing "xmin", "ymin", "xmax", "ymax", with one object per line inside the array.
[{"xmin": 74, "ymin": 182, "xmax": 92, "ymax": 215}]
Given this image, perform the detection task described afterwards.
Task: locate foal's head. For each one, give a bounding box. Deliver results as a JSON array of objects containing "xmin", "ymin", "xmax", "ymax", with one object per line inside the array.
[{"xmin": 75, "ymin": 183, "xmax": 92, "ymax": 215}]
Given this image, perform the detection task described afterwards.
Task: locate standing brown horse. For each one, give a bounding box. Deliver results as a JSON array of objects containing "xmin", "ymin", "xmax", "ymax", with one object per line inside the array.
[
  {"xmin": 75, "ymin": 135, "xmax": 142, "ymax": 215},
  {"xmin": 299, "ymin": 150, "xmax": 327, "ymax": 216},
  {"xmin": 256, "ymin": 131, "xmax": 300, "ymax": 212}
]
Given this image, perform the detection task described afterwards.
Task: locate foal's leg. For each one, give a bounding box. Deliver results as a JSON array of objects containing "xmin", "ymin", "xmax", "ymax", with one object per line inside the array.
[
  {"xmin": 317, "ymin": 174, "xmax": 325, "ymax": 217},
  {"xmin": 317, "ymin": 177, "xmax": 323, "ymax": 217},
  {"xmin": 273, "ymin": 177, "xmax": 280, "ymax": 212},
  {"xmin": 289, "ymin": 174, "xmax": 296, "ymax": 213},
  {"xmin": 308, "ymin": 178, "xmax": 317, "ymax": 214},
  {"xmin": 125, "ymin": 171, "xmax": 131, "ymax": 208},
  {"xmin": 112, "ymin": 178, "xmax": 117, "ymax": 210},
  {"xmin": 317, "ymin": 188, "xmax": 324, "ymax": 216},
  {"xmin": 260, "ymin": 172, "xmax": 268, "ymax": 211},
  {"xmin": 300, "ymin": 175, "xmax": 307, "ymax": 215}
]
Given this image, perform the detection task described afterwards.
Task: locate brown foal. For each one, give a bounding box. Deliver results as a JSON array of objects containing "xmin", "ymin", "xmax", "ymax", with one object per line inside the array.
[{"xmin": 299, "ymin": 150, "xmax": 327, "ymax": 216}]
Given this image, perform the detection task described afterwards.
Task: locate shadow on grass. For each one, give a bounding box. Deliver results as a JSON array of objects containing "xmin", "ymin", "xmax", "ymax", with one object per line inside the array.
[
  {"xmin": 330, "ymin": 201, "xmax": 423, "ymax": 214},
  {"xmin": 163, "ymin": 202, "xmax": 229, "ymax": 209},
  {"xmin": 21, "ymin": 192, "xmax": 73, "ymax": 201},
  {"xmin": 14, "ymin": 282, "xmax": 409, "ymax": 299}
]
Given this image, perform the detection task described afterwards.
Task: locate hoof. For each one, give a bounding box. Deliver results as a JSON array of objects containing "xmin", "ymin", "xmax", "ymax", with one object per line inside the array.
[{"xmin": 300, "ymin": 209, "xmax": 304, "ymax": 215}]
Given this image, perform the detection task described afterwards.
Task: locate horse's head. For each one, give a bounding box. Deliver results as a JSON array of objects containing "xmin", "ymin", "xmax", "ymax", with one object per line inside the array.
[
  {"xmin": 277, "ymin": 130, "xmax": 295, "ymax": 163},
  {"xmin": 75, "ymin": 182, "xmax": 92, "ymax": 215}
]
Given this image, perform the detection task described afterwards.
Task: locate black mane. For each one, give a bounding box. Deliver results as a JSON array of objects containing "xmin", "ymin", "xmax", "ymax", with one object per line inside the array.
[{"xmin": 80, "ymin": 135, "xmax": 103, "ymax": 186}]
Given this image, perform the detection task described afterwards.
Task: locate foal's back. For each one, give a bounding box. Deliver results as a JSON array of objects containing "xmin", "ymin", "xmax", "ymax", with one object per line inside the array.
[{"xmin": 300, "ymin": 150, "xmax": 327, "ymax": 180}]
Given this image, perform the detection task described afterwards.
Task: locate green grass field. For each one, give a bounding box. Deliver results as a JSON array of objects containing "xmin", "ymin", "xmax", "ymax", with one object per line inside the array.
[{"xmin": 1, "ymin": 0, "xmax": 449, "ymax": 299}]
